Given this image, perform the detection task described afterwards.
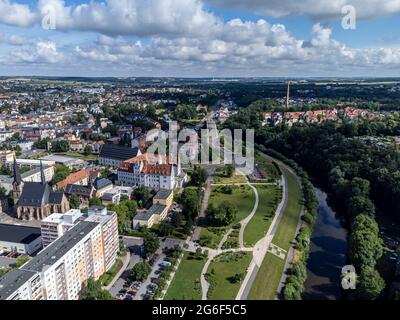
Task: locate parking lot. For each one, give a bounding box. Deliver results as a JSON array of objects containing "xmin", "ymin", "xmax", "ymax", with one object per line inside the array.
[{"xmin": 110, "ymin": 236, "xmax": 184, "ymax": 300}]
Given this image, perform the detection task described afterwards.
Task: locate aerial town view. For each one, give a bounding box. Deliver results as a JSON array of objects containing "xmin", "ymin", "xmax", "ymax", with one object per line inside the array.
[{"xmin": 0, "ymin": 0, "xmax": 399, "ymax": 314}]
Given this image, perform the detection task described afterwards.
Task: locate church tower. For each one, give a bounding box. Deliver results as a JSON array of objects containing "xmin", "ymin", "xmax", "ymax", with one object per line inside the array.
[
  {"xmin": 40, "ymin": 160, "xmax": 46, "ymax": 185},
  {"xmin": 12, "ymin": 157, "xmax": 24, "ymax": 204}
]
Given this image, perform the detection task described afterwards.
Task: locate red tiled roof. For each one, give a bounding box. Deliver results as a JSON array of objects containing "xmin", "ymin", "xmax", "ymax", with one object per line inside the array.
[{"xmin": 56, "ymin": 169, "xmax": 93, "ymax": 189}]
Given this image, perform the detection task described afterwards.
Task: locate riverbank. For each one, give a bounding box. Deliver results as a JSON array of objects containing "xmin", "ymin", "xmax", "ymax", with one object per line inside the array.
[{"xmin": 303, "ymin": 189, "xmax": 348, "ymax": 300}]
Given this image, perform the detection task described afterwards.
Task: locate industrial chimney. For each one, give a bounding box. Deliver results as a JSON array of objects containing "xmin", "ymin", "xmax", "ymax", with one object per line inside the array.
[{"xmin": 286, "ymin": 80, "xmax": 291, "ymax": 109}]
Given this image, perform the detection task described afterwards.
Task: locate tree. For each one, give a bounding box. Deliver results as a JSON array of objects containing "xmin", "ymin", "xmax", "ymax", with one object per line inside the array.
[
  {"xmin": 159, "ymin": 222, "xmax": 174, "ymax": 237},
  {"xmin": 50, "ymin": 164, "xmax": 71, "ymax": 186},
  {"xmin": 81, "ymin": 278, "xmax": 114, "ymax": 300},
  {"xmin": 12, "ymin": 255, "xmax": 30, "ymax": 268},
  {"xmin": 51, "ymin": 140, "xmax": 69, "ymax": 152},
  {"xmin": 131, "ymin": 261, "xmax": 151, "ymax": 281},
  {"xmin": 108, "ymin": 199, "xmax": 137, "ymax": 233},
  {"xmin": 356, "ymin": 267, "xmax": 385, "ymax": 300},
  {"xmin": 349, "ymin": 214, "xmax": 383, "ymax": 270},
  {"xmin": 100, "ymin": 167, "xmax": 112, "ymax": 179},
  {"xmin": 84, "ymin": 145, "xmax": 92, "ymax": 155},
  {"xmin": 195, "ymin": 247, "xmax": 203, "ymax": 260},
  {"xmin": 89, "ymin": 196, "xmax": 102, "ymax": 207},
  {"xmin": 189, "ymin": 166, "xmax": 207, "ymax": 187},
  {"xmin": 348, "ymin": 196, "xmax": 375, "ymax": 218},
  {"xmin": 173, "ymin": 104, "xmax": 197, "ymax": 120},
  {"xmin": 170, "ymin": 211, "xmax": 182, "ymax": 228},
  {"xmin": 178, "ymin": 188, "xmax": 200, "ymax": 220},
  {"xmin": 226, "ymin": 165, "xmax": 235, "ymax": 177},
  {"xmin": 69, "ymin": 194, "xmax": 80, "ymax": 209},
  {"xmin": 206, "ymin": 202, "xmax": 237, "ymax": 227},
  {"xmin": 229, "ymin": 272, "xmax": 245, "ymax": 284},
  {"xmin": 133, "ymin": 186, "xmax": 151, "ymax": 208},
  {"xmin": 143, "ymin": 232, "xmax": 159, "ymax": 258}
]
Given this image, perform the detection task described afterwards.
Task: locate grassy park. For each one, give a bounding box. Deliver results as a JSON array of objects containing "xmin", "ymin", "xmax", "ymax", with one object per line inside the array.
[
  {"xmin": 243, "ymin": 185, "xmax": 281, "ymax": 247},
  {"xmin": 248, "ymin": 165, "xmax": 303, "ymax": 300},
  {"xmin": 213, "ymin": 166, "xmax": 247, "ymax": 184},
  {"xmin": 247, "ymin": 252, "xmax": 286, "ymax": 300},
  {"xmin": 164, "ymin": 252, "xmax": 206, "ymax": 300},
  {"xmin": 272, "ymin": 167, "xmax": 302, "ymax": 251},
  {"xmin": 199, "ymin": 185, "xmax": 255, "ymax": 248},
  {"xmin": 206, "ymin": 251, "xmax": 252, "ymax": 300}
]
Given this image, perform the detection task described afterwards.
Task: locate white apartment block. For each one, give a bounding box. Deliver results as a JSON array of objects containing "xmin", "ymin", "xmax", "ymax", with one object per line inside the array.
[
  {"xmin": 0, "ymin": 220, "xmax": 117, "ymax": 300},
  {"xmin": 40, "ymin": 209, "xmax": 83, "ymax": 247}
]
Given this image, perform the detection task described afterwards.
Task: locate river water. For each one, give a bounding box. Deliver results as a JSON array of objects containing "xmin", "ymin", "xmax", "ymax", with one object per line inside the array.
[{"xmin": 303, "ymin": 188, "xmax": 348, "ymax": 300}]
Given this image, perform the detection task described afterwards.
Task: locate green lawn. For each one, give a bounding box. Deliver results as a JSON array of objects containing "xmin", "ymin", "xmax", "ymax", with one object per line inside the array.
[
  {"xmin": 199, "ymin": 185, "xmax": 255, "ymax": 248},
  {"xmin": 247, "ymin": 165, "xmax": 303, "ymax": 300},
  {"xmin": 221, "ymin": 228, "xmax": 240, "ymax": 249},
  {"xmin": 272, "ymin": 167, "xmax": 302, "ymax": 251},
  {"xmin": 209, "ymin": 185, "xmax": 255, "ymax": 223},
  {"xmin": 98, "ymin": 259, "xmax": 124, "ymax": 286},
  {"xmin": 55, "ymin": 151, "xmax": 98, "ymax": 161},
  {"xmin": 243, "ymin": 185, "xmax": 281, "ymax": 247},
  {"xmin": 164, "ymin": 252, "xmax": 206, "ymax": 300},
  {"xmin": 199, "ymin": 226, "xmax": 229, "ymax": 249},
  {"xmin": 207, "ymin": 251, "xmax": 252, "ymax": 300},
  {"xmin": 213, "ymin": 167, "xmax": 247, "ymax": 184},
  {"xmin": 247, "ymin": 253, "xmax": 285, "ymax": 300},
  {"xmin": 254, "ymin": 152, "xmax": 281, "ymax": 182}
]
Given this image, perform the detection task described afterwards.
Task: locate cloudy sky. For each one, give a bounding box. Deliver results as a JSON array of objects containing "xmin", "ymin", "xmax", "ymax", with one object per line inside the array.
[{"xmin": 0, "ymin": 0, "xmax": 399, "ymax": 77}]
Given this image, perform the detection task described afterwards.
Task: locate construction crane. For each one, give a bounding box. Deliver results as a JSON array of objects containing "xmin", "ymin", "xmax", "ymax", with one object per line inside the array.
[{"xmin": 286, "ymin": 80, "xmax": 291, "ymax": 109}]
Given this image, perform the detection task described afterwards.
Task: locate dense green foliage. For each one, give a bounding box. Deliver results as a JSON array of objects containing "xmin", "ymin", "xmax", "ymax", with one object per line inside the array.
[
  {"xmin": 131, "ymin": 261, "xmax": 151, "ymax": 281},
  {"xmin": 50, "ymin": 164, "xmax": 71, "ymax": 186},
  {"xmin": 143, "ymin": 231, "xmax": 160, "ymax": 258},
  {"xmin": 188, "ymin": 165, "xmax": 207, "ymax": 187},
  {"xmin": 206, "ymin": 202, "xmax": 238, "ymax": 227},
  {"xmin": 81, "ymin": 278, "xmax": 114, "ymax": 300}
]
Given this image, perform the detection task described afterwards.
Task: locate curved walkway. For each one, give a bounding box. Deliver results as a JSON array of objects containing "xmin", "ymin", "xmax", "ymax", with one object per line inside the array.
[
  {"xmin": 236, "ymin": 173, "xmax": 288, "ymax": 300},
  {"xmin": 238, "ymin": 182, "xmax": 259, "ymax": 248},
  {"xmin": 200, "ymin": 174, "xmax": 260, "ymax": 300}
]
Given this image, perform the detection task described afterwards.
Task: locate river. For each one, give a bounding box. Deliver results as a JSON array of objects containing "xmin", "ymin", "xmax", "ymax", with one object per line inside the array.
[{"xmin": 303, "ymin": 188, "xmax": 348, "ymax": 300}]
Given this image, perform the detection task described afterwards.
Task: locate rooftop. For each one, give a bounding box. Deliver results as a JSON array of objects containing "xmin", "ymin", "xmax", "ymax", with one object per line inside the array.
[
  {"xmin": 23, "ymin": 221, "xmax": 99, "ymax": 273},
  {"xmin": 0, "ymin": 269, "xmax": 37, "ymax": 300},
  {"xmin": 99, "ymin": 144, "xmax": 139, "ymax": 161},
  {"xmin": 155, "ymin": 189, "xmax": 173, "ymax": 200},
  {"xmin": 0, "ymin": 223, "xmax": 41, "ymax": 245}
]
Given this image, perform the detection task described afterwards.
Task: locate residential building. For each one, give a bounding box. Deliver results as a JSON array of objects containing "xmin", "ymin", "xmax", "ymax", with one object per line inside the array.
[
  {"xmin": 0, "ymin": 212, "xmax": 119, "ymax": 300},
  {"xmin": 64, "ymin": 184, "xmax": 95, "ymax": 207},
  {"xmin": 56, "ymin": 168, "xmax": 96, "ymax": 190},
  {"xmin": 132, "ymin": 189, "xmax": 173, "ymax": 229},
  {"xmin": 40, "ymin": 209, "xmax": 83, "ymax": 247},
  {"xmin": 101, "ymin": 186, "xmax": 133, "ymax": 205},
  {"xmin": 92, "ymin": 178, "xmax": 113, "ymax": 197},
  {"xmin": 0, "ymin": 151, "xmax": 15, "ymax": 166},
  {"xmin": 85, "ymin": 206, "xmax": 119, "ymax": 272}
]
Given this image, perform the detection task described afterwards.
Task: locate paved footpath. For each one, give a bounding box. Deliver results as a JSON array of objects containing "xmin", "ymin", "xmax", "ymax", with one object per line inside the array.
[{"xmin": 235, "ymin": 172, "xmax": 288, "ymax": 300}]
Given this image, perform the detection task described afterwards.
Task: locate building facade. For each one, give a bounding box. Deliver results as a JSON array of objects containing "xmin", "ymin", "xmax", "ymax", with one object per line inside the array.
[{"xmin": 0, "ymin": 220, "xmax": 117, "ymax": 300}]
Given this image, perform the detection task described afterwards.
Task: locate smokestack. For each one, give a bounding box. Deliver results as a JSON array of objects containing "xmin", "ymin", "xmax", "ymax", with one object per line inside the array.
[{"xmin": 286, "ymin": 80, "xmax": 291, "ymax": 109}]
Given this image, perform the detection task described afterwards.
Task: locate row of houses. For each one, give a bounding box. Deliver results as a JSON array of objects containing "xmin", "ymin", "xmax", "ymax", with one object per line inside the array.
[{"xmin": 261, "ymin": 107, "xmax": 376, "ymax": 126}]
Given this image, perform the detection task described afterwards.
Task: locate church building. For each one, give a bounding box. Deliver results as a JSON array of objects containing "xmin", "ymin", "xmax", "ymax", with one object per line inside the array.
[{"xmin": 12, "ymin": 158, "xmax": 70, "ymax": 221}]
